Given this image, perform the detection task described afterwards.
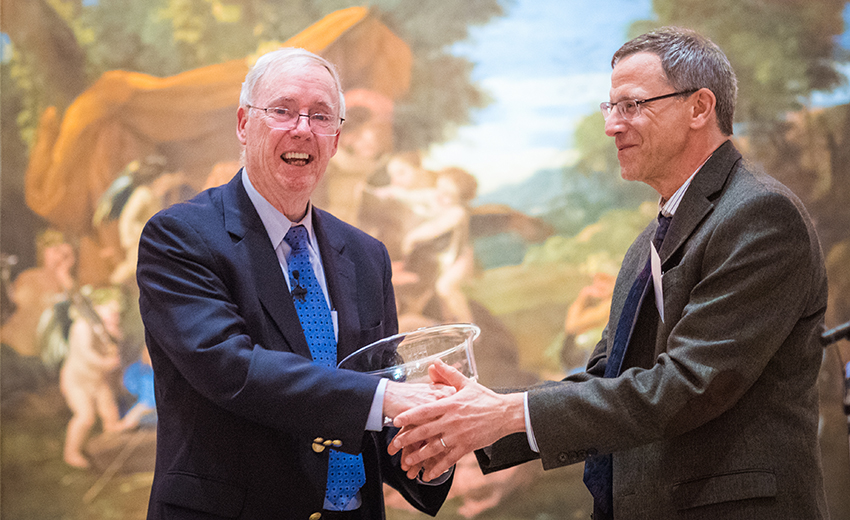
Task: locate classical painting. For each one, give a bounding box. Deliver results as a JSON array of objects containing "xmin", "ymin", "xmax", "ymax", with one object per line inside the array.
[{"xmin": 2, "ymin": 1, "xmax": 849, "ymax": 518}]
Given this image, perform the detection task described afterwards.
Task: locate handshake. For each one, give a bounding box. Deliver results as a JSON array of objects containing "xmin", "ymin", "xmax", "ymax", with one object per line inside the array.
[{"xmin": 382, "ymin": 359, "xmax": 527, "ymax": 482}]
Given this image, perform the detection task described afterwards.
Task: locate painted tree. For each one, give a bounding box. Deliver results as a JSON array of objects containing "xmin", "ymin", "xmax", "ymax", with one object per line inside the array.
[
  {"xmin": 0, "ymin": 0, "xmax": 509, "ymax": 267},
  {"xmin": 629, "ymin": 0, "xmax": 848, "ymax": 245}
]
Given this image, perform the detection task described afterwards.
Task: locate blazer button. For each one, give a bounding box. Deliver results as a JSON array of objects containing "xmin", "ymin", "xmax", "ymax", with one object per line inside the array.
[
  {"xmin": 309, "ymin": 513, "xmax": 322, "ymax": 520},
  {"xmin": 558, "ymin": 452, "xmax": 569, "ymax": 463}
]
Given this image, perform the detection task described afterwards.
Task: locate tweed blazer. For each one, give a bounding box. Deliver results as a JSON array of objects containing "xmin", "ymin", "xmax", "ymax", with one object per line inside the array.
[
  {"xmin": 138, "ymin": 172, "xmax": 451, "ymax": 519},
  {"xmin": 478, "ymin": 141, "xmax": 829, "ymax": 519}
]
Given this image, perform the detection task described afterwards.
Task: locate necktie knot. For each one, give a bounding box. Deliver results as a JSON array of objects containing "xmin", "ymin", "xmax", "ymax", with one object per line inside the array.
[
  {"xmin": 284, "ymin": 225, "xmax": 309, "ymax": 253},
  {"xmin": 653, "ymin": 214, "xmax": 673, "ymax": 251}
]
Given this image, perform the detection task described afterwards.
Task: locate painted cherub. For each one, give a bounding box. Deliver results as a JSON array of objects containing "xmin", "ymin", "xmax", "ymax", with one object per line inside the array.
[
  {"xmin": 400, "ymin": 167, "xmax": 478, "ymax": 323},
  {"xmin": 59, "ymin": 286, "xmax": 124, "ymax": 468}
]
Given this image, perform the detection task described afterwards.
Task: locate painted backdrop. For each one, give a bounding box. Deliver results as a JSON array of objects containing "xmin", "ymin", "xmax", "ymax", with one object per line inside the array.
[{"xmin": 2, "ymin": 1, "xmax": 849, "ymax": 519}]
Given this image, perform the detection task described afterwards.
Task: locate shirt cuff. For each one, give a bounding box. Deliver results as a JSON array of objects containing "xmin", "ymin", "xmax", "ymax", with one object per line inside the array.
[
  {"xmin": 524, "ymin": 391, "xmax": 539, "ymax": 453},
  {"xmin": 366, "ymin": 378, "xmax": 389, "ymax": 431}
]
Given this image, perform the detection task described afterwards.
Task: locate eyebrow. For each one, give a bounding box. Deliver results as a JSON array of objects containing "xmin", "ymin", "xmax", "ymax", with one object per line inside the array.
[
  {"xmin": 267, "ymin": 96, "xmax": 335, "ymax": 112},
  {"xmin": 609, "ymin": 91, "xmax": 644, "ymax": 103}
]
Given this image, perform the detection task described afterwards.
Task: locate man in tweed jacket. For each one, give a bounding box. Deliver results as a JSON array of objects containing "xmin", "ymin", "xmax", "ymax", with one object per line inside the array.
[{"xmin": 389, "ymin": 27, "xmax": 830, "ymax": 520}]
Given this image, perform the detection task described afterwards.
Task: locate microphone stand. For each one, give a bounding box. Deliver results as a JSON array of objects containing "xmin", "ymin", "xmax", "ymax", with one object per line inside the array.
[
  {"xmin": 821, "ymin": 320, "xmax": 850, "ymax": 451},
  {"xmin": 821, "ymin": 320, "xmax": 850, "ymax": 346}
]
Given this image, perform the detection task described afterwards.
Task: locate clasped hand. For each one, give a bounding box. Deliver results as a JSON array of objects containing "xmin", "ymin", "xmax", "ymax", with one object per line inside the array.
[{"xmin": 388, "ymin": 359, "xmax": 526, "ymax": 482}]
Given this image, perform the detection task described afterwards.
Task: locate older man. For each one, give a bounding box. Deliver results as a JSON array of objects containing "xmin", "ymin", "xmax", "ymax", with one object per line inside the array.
[
  {"xmin": 137, "ymin": 48, "xmax": 452, "ymax": 520},
  {"xmin": 390, "ymin": 27, "xmax": 829, "ymax": 520}
]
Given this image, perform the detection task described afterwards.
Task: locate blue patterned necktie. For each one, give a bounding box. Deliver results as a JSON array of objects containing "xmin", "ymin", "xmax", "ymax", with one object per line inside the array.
[
  {"xmin": 284, "ymin": 225, "xmax": 366, "ymax": 510},
  {"xmin": 582, "ymin": 213, "xmax": 672, "ymax": 519}
]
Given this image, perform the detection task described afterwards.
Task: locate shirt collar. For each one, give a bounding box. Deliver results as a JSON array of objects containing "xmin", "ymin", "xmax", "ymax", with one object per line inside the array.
[
  {"xmin": 660, "ymin": 155, "xmax": 711, "ymax": 217},
  {"xmin": 241, "ymin": 168, "xmax": 316, "ymax": 250}
]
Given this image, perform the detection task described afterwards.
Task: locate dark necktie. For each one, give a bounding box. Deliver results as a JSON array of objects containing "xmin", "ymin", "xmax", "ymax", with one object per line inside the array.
[
  {"xmin": 582, "ymin": 213, "xmax": 672, "ymax": 519},
  {"xmin": 284, "ymin": 225, "xmax": 366, "ymax": 510}
]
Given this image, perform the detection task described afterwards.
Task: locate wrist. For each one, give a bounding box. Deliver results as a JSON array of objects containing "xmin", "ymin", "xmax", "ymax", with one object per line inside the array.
[
  {"xmin": 382, "ymin": 380, "xmax": 406, "ymax": 420},
  {"xmin": 500, "ymin": 392, "xmax": 528, "ymax": 438}
]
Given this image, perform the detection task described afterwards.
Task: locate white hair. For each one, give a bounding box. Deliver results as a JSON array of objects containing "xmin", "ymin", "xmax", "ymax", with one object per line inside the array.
[{"xmin": 239, "ymin": 47, "xmax": 345, "ymax": 118}]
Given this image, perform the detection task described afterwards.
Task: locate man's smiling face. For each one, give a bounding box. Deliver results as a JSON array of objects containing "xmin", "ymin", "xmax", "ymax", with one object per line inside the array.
[
  {"xmin": 604, "ymin": 52, "xmax": 693, "ymax": 193},
  {"xmin": 237, "ymin": 59, "xmax": 340, "ymax": 218}
]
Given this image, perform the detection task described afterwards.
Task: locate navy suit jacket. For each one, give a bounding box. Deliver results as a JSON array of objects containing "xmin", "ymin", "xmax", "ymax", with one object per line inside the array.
[{"xmin": 137, "ymin": 172, "xmax": 450, "ymax": 519}]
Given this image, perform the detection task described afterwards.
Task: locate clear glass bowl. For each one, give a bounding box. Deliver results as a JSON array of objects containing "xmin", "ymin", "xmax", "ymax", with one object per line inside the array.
[{"xmin": 338, "ymin": 323, "xmax": 480, "ymax": 383}]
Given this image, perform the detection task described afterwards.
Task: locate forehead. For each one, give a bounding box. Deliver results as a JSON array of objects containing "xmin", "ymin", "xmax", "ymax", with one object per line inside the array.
[
  {"xmin": 610, "ymin": 52, "xmax": 669, "ymax": 100},
  {"xmin": 253, "ymin": 60, "xmax": 338, "ymax": 108}
]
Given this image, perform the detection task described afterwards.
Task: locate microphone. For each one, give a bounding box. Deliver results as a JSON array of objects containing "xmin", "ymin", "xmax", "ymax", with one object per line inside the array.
[{"xmin": 291, "ymin": 270, "xmax": 308, "ymax": 301}]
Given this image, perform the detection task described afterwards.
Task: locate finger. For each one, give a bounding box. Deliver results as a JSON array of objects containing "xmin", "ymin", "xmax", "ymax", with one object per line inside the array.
[
  {"xmin": 402, "ymin": 448, "xmax": 445, "ymax": 480},
  {"xmin": 399, "ymin": 441, "xmax": 425, "ymax": 476},
  {"xmin": 391, "ymin": 422, "xmax": 440, "ymax": 454},
  {"xmin": 393, "ymin": 399, "xmax": 449, "ymax": 428},
  {"xmin": 403, "ymin": 434, "xmax": 450, "ymax": 471},
  {"xmin": 422, "ymin": 449, "xmax": 459, "ymax": 482},
  {"xmin": 402, "ymin": 448, "xmax": 424, "ymax": 479},
  {"xmin": 387, "ymin": 439, "xmax": 400, "ymax": 457},
  {"xmin": 406, "ymin": 463, "xmax": 422, "ymax": 480},
  {"xmin": 430, "ymin": 358, "xmax": 469, "ymax": 389},
  {"xmin": 402, "ymin": 445, "xmax": 427, "ymax": 478},
  {"xmin": 423, "ymin": 459, "xmax": 453, "ymax": 482},
  {"xmin": 388, "ymin": 424, "xmax": 419, "ymax": 457},
  {"xmin": 427, "ymin": 362, "xmax": 452, "ymax": 386}
]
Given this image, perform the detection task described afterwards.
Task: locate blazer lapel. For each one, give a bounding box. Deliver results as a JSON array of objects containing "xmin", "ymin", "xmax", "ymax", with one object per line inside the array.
[
  {"xmin": 660, "ymin": 140, "xmax": 742, "ymax": 265},
  {"xmin": 222, "ymin": 172, "xmax": 312, "ymax": 359},
  {"xmin": 312, "ymin": 209, "xmax": 360, "ymax": 363}
]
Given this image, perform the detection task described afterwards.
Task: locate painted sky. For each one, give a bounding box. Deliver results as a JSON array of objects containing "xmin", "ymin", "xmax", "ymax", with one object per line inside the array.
[
  {"xmin": 425, "ymin": 0, "xmax": 850, "ymax": 195},
  {"xmin": 424, "ymin": 0, "xmax": 654, "ymax": 194}
]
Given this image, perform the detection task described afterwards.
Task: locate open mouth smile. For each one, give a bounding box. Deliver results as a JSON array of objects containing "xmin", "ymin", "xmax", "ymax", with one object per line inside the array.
[{"xmin": 281, "ymin": 152, "xmax": 312, "ymax": 166}]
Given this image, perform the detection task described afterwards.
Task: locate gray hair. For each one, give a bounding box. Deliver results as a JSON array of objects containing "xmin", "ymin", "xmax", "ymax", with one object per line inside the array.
[
  {"xmin": 612, "ymin": 27, "xmax": 737, "ymax": 136},
  {"xmin": 239, "ymin": 47, "xmax": 346, "ymax": 119}
]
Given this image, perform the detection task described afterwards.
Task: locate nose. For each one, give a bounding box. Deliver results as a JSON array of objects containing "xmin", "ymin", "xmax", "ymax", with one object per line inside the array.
[
  {"xmin": 604, "ymin": 110, "xmax": 626, "ymax": 137},
  {"xmin": 290, "ymin": 113, "xmax": 313, "ymax": 137}
]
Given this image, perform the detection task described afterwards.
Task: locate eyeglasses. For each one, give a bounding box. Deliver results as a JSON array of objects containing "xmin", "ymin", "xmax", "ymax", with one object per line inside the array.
[
  {"xmin": 246, "ymin": 105, "xmax": 344, "ymax": 136},
  {"xmin": 600, "ymin": 89, "xmax": 698, "ymax": 121}
]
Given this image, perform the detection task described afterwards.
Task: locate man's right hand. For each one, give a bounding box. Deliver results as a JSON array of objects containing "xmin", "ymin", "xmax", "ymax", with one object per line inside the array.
[
  {"xmin": 389, "ymin": 360, "xmax": 527, "ymax": 481},
  {"xmin": 382, "ymin": 380, "xmax": 456, "ymax": 421}
]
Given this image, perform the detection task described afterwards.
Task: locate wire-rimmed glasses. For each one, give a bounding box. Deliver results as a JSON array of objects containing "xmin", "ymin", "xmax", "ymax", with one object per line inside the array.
[
  {"xmin": 600, "ymin": 89, "xmax": 698, "ymax": 121},
  {"xmin": 246, "ymin": 105, "xmax": 344, "ymax": 136}
]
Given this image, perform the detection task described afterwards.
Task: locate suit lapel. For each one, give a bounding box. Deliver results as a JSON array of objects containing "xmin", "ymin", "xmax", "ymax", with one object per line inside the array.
[
  {"xmin": 313, "ymin": 209, "xmax": 360, "ymax": 363},
  {"xmin": 659, "ymin": 140, "xmax": 742, "ymax": 266},
  {"xmin": 222, "ymin": 172, "xmax": 312, "ymax": 359}
]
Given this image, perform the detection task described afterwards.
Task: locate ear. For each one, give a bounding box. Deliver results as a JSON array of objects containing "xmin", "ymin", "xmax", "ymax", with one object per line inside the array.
[
  {"xmin": 689, "ymin": 88, "xmax": 716, "ymax": 130},
  {"xmin": 236, "ymin": 106, "xmax": 248, "ymax": 145},
  {"xmin": 329, "ymin": 130, "xmax": 340, "ymax": 157}
]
